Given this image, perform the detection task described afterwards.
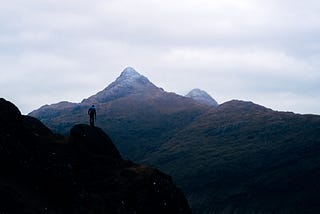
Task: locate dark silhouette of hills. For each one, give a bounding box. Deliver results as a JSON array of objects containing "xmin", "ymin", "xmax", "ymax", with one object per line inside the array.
[
  {"xmin": 0, "ymin": 98, "xmax": 192, "ymax": 214},
  {"xmin": 29, "ymin": 67, "xmax": 320, "ymax": 213}
]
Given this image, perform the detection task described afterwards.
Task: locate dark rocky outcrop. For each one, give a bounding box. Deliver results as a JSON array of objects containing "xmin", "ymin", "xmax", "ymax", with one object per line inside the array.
[
  {"xmin": 70, "ymin": 124, "xmax": 122, "ymax": 159},
  {"xmin": 0, "ymin": 98, "xmax": 192, "ymax": 214}
]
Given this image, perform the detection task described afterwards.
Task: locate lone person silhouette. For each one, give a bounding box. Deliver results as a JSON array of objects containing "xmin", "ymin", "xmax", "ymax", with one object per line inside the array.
[{"xmin": 88, "ymin": 105, "xmax": 96, "ymax": 127}]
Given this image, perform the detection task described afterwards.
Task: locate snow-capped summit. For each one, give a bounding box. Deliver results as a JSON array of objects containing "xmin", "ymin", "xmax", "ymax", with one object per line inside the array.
[
  {"xmin": 186, "ymin": 88, "xmax": 218, "ymax": 107},
  {"xmin": 115, "ymin": 67, "xmax": 151, "ymax": 86},
  {"xmin": 83, "ymin": 67, "xmax": 158, "ymax": 103},
  {"xmin": 120, "ymin": 67, "xmax": 142, "ymax": 80}
]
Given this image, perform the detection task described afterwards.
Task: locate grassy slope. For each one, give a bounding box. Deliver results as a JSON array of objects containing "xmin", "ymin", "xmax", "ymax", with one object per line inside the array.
[{"xmin": 144, "ymin": 100, "xmax": 320, "ymax": 213}]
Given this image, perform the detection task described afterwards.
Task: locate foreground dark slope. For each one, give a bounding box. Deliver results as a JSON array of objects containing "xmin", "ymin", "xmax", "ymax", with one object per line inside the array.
[
  {"xmin": 145, "ymin": 100, "xmax": 320, "ymax": 213},
  {"xmin": 0, "ymin": 98, "xmax": 192, "ymax": 214}
]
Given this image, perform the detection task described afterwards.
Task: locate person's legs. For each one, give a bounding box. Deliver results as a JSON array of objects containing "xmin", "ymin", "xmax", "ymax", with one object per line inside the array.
[{"xmin": 90, "ymin": 116, "xmax": 94, "ymax": 127}]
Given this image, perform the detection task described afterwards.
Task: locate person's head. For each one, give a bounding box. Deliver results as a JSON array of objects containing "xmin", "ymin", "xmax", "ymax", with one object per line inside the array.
[{"xmin": 92, "ymin": 105, "xmax": 95, "ymax": 108}]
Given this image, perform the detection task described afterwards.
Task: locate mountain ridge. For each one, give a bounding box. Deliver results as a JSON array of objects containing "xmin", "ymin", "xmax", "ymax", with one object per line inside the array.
[
  {"xmin": 28, "ymin": 67, "xmax": 320, "ymax": 213},
  {"xmin": 144, "ymin": 99, "xmax": 320, "ymax": 213},
  {"xmin": 30, "ymin": 67, "xmax": 216, "ymax": 116},
  {"xmin": 29, "ymin": 67, "xmax": 212, "ymax": 136}
]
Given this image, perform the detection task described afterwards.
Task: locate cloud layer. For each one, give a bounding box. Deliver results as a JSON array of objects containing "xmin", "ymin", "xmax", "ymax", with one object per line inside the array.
[{"xmin": 1, "ymin": 0, "xmax": 319, "ymax": 114}]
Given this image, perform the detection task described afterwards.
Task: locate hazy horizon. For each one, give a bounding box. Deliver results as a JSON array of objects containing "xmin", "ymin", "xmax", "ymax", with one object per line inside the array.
[{"xmin": 1, "ymin": 0, "xmax": 319, "ymax": 115}]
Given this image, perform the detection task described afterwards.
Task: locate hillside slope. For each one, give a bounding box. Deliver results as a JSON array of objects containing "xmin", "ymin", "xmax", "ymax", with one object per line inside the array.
[{"xmin": 146, "ymin": 100, "xmax": 320, "ymax": 213}]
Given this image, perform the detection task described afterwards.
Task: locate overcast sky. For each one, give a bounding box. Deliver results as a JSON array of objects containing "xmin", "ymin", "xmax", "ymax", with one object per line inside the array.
[{"xmin": 1, "ymin": 0, "xmax": 319, "ymax": 114}]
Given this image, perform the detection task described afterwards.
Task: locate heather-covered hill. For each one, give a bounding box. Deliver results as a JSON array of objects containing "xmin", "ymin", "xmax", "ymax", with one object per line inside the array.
[
  {"xmin": 0, "ymin": 98, "xmax": 192, "ymax": 214},
  {"xmin": 145, "ymin": 100, "xmax": 320, "ymax": 213}
]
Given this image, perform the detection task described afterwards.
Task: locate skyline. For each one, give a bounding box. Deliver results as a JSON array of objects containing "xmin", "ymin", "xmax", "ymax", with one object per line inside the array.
[{"xmin": 1, "ymin": 0, "xmax": 319, "ymax": 114}]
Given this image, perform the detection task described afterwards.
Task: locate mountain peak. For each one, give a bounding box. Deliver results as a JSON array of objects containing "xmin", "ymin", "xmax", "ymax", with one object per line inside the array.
[
  {"xmin": 83, "ymin": 67, "xmax": 158, "ymax": 103},
  {"xmin": 186, "ymin": 88, "xmax": 218, "ymax": 107},
  {"xmin": 120, "ymin": 67, "xmax": 141, "ymax": 79},
  {"xmin": 114, "ymin": 67, "xmax": 150, "ymax": 86}
]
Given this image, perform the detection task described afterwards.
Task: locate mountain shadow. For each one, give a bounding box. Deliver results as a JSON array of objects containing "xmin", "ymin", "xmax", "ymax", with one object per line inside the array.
[{"xmin": 0, "ymin": 98, "xmax": 192, "ymax": 214}]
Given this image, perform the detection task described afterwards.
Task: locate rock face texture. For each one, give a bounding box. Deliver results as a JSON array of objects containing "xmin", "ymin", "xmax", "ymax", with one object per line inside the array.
[{"xmin": 0, "ymin": 98, "xmax": 192, "ymax": 214}]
